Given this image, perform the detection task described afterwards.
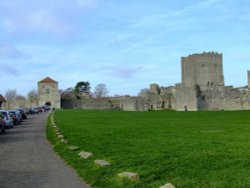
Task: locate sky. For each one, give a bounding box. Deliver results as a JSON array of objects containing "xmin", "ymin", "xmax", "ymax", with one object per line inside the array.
[{"xmin": 0, "ymin": 0, "xmax": 250, "ymax": 96}]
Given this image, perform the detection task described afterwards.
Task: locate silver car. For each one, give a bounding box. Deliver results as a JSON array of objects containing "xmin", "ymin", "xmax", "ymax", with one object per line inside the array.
[
  {"xmin": 0, "ymin": 110, "xmax": 14, "ymax": 128},
  {"xmin": 8, "ymin": 110, "xmax": 22, "ymax": 125}
]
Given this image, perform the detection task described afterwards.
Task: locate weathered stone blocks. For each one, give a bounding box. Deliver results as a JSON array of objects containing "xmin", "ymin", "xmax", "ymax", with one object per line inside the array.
[
  {"xmin": 118, "ymin": 172, "xmax": 139, "ymax": 181},
  {"xmin": 57, "ymin": 134, "xmax": 64, "ymax": 139},
  {"xmin": 94, "ymin": 160, "xmax": 111, "ymax": 167},
  {"xmin": 78, "ymin": 151, "xmax": 93, "ymax": 159},
  {"xmin": 68, "ymin": 146, "xmax": 79, "ymax": 151},
  {"xmin": 61, "ymin": 138, "xmax": 68, "ymax": 144},
  {"xmin": 159, "ymin": 183, "xmax": 175, "ymax": 188}
]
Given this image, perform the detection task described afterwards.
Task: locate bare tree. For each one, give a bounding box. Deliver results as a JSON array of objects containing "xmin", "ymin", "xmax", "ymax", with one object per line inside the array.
[
  {"xmin": 94, "ymin": 83, "xmax": 109, "ymax": 98},
  {"xmin": 27, "ymin": 89, "xmax": 38, "ymax": 101},
  {"xmin": 16, "ymin": 95, "xmax": 26, "ymax": 100},
  {"xmin": 16, "ymin": 95, "xmax": 27, "ymax": 108},
  {"xmin": 5, "ymin": 89, "xmax": 17, "ymax": 101},
  {"xmin": 27, "ymin": 89, "xmax": 38, "ymax": 107},
  {"xmin": 4, "ymin": 89, "xmax": 17, "ymax": 109}
]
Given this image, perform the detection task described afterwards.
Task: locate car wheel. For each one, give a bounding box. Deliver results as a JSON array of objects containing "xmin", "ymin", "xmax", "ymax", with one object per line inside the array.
[{"xmin": 1, "ymin": 126, "xmax": 5, "ymax": 133}]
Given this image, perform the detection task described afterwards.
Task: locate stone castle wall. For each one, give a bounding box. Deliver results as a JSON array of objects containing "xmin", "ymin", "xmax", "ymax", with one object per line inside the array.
[
  {"xmin": 58, "ymin": 52, "xmax": 250, "ymax": 112},
  {"xmin": 175, "ymin": 84, "xmax": 199, "ymax": 111},
  {"xmin": 61, "ymin": 97, "xmax": 122, "ymax": 110},
  {"xmin": 198, "ymin": 86, "xmax": 249, "ymax": 111}
]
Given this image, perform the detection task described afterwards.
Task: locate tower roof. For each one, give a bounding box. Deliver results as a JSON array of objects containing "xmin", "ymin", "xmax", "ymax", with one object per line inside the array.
[{"xmin": 38, "ymin": 77, "xmax": 58, "ymax": 84}]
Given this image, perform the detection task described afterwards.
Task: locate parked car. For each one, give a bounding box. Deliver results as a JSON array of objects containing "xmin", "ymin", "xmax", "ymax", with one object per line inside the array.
[
  {"xmin": 42, "ymin": 105, "xmax": 51, "ymax": 111},
  {"xmin": 16, "ymin": 108, "xmax": 27, "ymax": 119},
  {"xmin": 0, "ymin": 112, "xmax": 6, "ymax": 133},
  {"xmin": 8, "ymin": 110, "xmax": 21, "ymax": 125},
  {"xmin": 0, "ymin": 110, "xmax": 14, "ymax": 128},
  {"xmin": 36, "ymin": 107, "xmax": 43, "ymax": 113},
  {"xmin": 29, "ymin": 107, "xmax": 39, "ymax": 114}
]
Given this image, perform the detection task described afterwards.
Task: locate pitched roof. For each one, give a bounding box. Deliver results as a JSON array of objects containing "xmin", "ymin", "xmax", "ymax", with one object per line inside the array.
[
  {"xmin": 38, "ymin": 77, "xmax": 58, "ymax": 84},
  {"xmin": 0, "ymin": 94, "xmax": 6, "ymax": 102}
]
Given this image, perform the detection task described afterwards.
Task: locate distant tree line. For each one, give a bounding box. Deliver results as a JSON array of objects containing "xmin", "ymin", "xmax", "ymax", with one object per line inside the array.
[{"xmin": 61, "ymin": 81, "xmax": 109, "ymax": 100}]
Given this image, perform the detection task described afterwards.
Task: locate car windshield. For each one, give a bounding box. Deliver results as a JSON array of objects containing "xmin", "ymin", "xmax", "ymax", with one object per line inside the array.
[{"xmin": 1, "ymin": 112, "xmax": 8, "ymax": 118}]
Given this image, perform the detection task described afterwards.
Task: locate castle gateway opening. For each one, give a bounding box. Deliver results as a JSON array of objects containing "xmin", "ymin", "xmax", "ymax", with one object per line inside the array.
[{"xmin": 45, "ymin": 102, "xmax": 52, "ymax": 106}]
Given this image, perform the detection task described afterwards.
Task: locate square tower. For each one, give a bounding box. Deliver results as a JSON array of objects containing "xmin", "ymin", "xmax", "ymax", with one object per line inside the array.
[
  {"xmin": 181, "ymin": 52, "xmax": 224, "ymax": 90},
  {"xmin": 38, "ymin": 77, "xmax": 61, "ymax": 109}
]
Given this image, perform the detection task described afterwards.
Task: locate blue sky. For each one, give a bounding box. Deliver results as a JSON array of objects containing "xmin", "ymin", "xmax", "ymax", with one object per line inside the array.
[{"xmin": 0, "ymin": 0, "xmax": 250, "ymax": 96}]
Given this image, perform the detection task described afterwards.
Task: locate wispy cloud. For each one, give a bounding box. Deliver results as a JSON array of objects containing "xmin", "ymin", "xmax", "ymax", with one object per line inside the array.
[
  {"xmin": 0, "ymin": 0, "xmax": 99, "ymax": 37},
  {"xmin": 2, "ymin": 9, "xmax": 73, "ymax": 36},
  {"xmin": 173, "ymin": 0, "xmax": 221, "ymax": 17},
  {"xmin": 0, "ymin": 62, "xmax": 19, "ymax": 76},
  {"xmin": 116, "ymin": 30, "xmax": 174, "ymax": 55},
  {"xmin": 104, "ymin": 66, "xmax": 143, "ymax": 79},
  {"xmin": 0, "ymin": 44, "xmax": 27, "ymax": 59}
]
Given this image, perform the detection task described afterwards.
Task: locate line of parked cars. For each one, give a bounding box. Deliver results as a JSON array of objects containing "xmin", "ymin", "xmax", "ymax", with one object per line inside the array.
[
  {"xmin": 28, "ymin": 106, "xmax": 51, "ymax": 114},
  {"xmin": 0, "ymin": 106, "xmax": 52, "ymax": 134},
  {"xmin": 0, "ymin": 108, "xmax": 28, "ymax": 134}
]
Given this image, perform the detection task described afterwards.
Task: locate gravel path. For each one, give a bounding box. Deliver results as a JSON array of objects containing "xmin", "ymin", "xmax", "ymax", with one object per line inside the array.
[{"xmin": 0, "ymin": 112, "xmax": 90, "ymax": 188}]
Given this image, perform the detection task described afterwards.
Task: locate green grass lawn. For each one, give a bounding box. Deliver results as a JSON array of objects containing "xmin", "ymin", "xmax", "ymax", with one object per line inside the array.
[{"xmin": 48, "ymin": 110, "xmax": 250, "ymax": 188}]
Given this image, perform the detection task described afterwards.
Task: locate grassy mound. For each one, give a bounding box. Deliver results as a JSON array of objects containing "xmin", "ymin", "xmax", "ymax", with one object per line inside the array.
[{"xmin": 47, "ymin": 110, "xmax": 250, "ymax": 188}]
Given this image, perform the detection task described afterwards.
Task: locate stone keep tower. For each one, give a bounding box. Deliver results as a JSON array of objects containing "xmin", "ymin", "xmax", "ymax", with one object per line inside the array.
[
  {"xmin": 181, "ymin": 52, "xmax": 224, "ymax": 90},
  {"xmin": 38, "ymin": 77, "xmax": 61, "ymax": 109}
]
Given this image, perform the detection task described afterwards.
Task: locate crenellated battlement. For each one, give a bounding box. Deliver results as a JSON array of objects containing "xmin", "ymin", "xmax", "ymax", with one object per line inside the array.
[{"xmin": 182, "ymin": 52, "xmax": 222, "ymax": 63}]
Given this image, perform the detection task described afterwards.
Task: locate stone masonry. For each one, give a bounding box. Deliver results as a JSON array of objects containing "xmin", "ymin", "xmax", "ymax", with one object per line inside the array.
[
  {"xmin": 38, "ymin": 77, "xmax": 61, "ymax": 109},
  {"xmin": 58, "ymin": 52, "xmax": 250, "ymax": 111},
  {"xmin": 120, "ymin": 52, "xmax": 250, "ymax": 111}
]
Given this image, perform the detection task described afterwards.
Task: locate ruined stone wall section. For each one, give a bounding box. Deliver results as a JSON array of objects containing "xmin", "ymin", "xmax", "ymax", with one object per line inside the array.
[
  {"xmin": 150, "ymin": 84, "xmax": 160, "ymax": 95},
  {"xmin": 80, "ymin": 99, "xmax": 113, "ymax": 110},
  {"xmin": 199, "ymin": 87, "xmax": 249, "ymax": 111},
  {"xmin": 160, "ymin": 87, "xmax": 176, "ymax": 109},
  {"xmin": 175, "ymin": 84, "xmax": 198, "ymax": 111},
  {"xmin": 182, "ymin": 52, "xmax": 224, "ymax": 90},
  {"xmin": 122, "ymin": 96, "xmax": 149, "ymax": 111}
]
